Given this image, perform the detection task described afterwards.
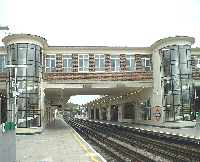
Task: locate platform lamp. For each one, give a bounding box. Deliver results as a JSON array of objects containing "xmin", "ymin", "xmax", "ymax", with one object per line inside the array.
[{"xmin": 4, "ymin": 65, "xmax": 27, "ymax": 123}]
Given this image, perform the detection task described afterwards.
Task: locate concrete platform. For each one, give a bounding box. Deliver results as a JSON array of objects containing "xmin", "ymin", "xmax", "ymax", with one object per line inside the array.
[{"xmin": 16, "ymin": 118, "xmax": 106, "ymax": 162}]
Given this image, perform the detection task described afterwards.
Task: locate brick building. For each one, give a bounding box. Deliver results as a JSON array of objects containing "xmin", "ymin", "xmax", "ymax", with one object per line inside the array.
[{"xmin": 0, "ymin": 34, "xmax": 200, "ymax": 134}]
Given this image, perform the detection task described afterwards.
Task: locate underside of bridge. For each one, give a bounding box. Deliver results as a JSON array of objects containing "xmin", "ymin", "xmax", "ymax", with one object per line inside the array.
[{"xmin": 43, "ymin": 81, "xmax": 152, "ymax": 106}]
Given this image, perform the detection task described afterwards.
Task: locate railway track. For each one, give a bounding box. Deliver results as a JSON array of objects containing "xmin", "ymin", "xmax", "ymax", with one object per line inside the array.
[{"xmin": 66, "ymin": 119, "xmax": 200, "ymax": 162}]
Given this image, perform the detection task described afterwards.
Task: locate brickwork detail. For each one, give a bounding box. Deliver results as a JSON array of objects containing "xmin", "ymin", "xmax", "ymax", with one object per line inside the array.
[
  {"xmin": 72, "ymin": 54, "xmax": 78, "ymax": 72},
  {"xmin": 105, "ymin": 54, "xmax": 110, "ymax": 72},
  {"xmin": 191, "ymin": 56, "xmax": 195, "ymax": 71},
  {"xmin": 56, "ymin": 54, "xmax": 62, "ymax": 72},
  {"xmin": 150, "ymin": 54, "xmax": 153, "ymax": 71},
  {"xmin": 120, "ymin": 54, "xmax": 126, "ymax": 71},
  {"xmin": 135, "ymin": 54, "xmax": 141, "ymax": 71},
  {"xmin": 191, "ymin": 56, "xmax": 200, "ymax": 80},
  {"xmin": 0, "ymin": 73, "xmax": 6, "ymax": 82},
  {"xmin": 43, "ymin": 72, "xmax": 153, "ymax": 82},
  {"xmin": 89, "ymin": 54, "xmax": 95, "ymax": 72}
]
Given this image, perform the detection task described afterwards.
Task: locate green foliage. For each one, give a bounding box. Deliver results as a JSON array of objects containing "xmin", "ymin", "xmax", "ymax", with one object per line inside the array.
[{"xmin": 65, "ymin": 102, "xmax": 79, "ymax": 108}]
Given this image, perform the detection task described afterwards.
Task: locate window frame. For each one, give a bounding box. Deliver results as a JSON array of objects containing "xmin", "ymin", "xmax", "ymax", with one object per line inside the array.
[
  {"xmin": 126, "ymin": 54, "xmax": 136, "ymax": 71},
  {"xmin": 78, "ymin": 54, "xmax": 89, "ymax": 72},
  {"xmin": 110, "ymin": 54, "xmax": 120, "ymax": 72},
  {"xmin": 62, "ymin": 54, "xmax": 72, "ymax": 72},
  {"xmin": 0, "ymin": 55, "xmax": 7, "ymax": 72},
  {"xmin": 141, "ymin": 55, "xmax": 151, "ymax": 71},
  {"xmin": 194, "ymin": 56, "xmax": 200, "ymax": 71},
  {"xmin": 94, "ymin": 54, "xmax": 105, "ymax": 72},
  {"xmin": 45, "ymin": 54, "xmax": 56, "ymax": 72}
]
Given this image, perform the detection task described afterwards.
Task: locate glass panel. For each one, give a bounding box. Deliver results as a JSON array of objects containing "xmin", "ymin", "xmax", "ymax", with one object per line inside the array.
[
  {"xmin": 110, "ymin": 55, "xmax": 120, "ymax": 58},
  {"xmin": 95, "ymin": 60, "xmax": 99, "ymax": 67},
  {"xmin": 138, "ymin": 99, "xmax": 151, "ymax": 120},
  {"xmin": 161, "ymin": 45, "xmax": 194, "ymax": 122},
  {"xmin": 100, "ymin": 59, "xmax": 104, "ymax": 67},
  {"xmin": 51, "ymin": 60, "xmax": 55, "ymax": 67},
  {"xmin": 79, "ymin": 59, "xmax": 83, "ymax": 67},
  {"xmin": 46, "ymin": 59, "xmax": 50, "ymax": 67},
  {"xmin": 63, "ymin": 60, "xmax": 67, "ymax": 67}
]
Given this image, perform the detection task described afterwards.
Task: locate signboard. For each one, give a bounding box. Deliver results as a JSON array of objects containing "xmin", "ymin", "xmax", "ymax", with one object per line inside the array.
[{"xmin": 154, "ymin": 109, "xmax": 161, "ymax": 121}]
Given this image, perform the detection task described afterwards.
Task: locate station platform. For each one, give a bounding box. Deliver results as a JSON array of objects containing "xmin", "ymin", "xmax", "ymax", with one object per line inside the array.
[
  {"xmin": 16, "ymin": 118, "xmax": 106, "ymax": 162},
  {"xmin": 90, "ymin": 119, "xmax": 200, "ymax": 139}
]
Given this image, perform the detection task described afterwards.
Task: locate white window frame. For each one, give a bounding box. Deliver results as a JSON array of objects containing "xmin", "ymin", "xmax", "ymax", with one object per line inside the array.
[
  {"xmin": 126, "ymin": 55, "xmax": 136, "ymax": 71},
  {"xmin": 195, "ymin": 56, "xmax": 200, "ymax": 71},
  {"xmin": 94, "ymin": 54, "xmax": 105, "ymax": 72},
  {"xmin": 141, "ymin": 55, "xmax": 150, "ymax": 71},
  {"xmin": 45, "ymin": 54, "xmax": 56, "ymax": 72},
  {"xmin": 0, "ymin": 55, "xmax": 7, "ymax": 72},
  {"xmin": 62, "ymin": 54, "xmax": 72, "ymax": 72},
  {"xmin": 78, "ymin": 54, "xmax": 89, "ymax": 72},
  {"xmin": 110, "ymin": 55, "xmax": 120, "ymax": 72}
]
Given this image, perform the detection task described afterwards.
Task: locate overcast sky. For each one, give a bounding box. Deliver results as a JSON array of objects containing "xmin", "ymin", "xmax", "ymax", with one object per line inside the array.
[{"xmin": 1, "ymin": 0, "xmax": 200, "ymax": 104}]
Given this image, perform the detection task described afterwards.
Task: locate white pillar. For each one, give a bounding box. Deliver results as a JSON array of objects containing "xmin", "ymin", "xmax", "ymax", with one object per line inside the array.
[
  {"xmin": 118, "ymin": 104, "xmax": 123, "ymax": 122},
  {"xmin": 107, "ymin": 105, "xmax": 111, "ymax": 120}
]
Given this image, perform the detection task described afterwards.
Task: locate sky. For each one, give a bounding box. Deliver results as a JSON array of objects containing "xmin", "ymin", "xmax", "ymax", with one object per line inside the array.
[{"xmin": 1, "ymin": 0, "xmax": 200, "ymax": 104}]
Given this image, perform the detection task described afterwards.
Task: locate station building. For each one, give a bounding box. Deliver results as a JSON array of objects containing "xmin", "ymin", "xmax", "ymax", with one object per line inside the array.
[{"xmin": 0, "ymin": 34, "xmax": 200, "ymax": 136}]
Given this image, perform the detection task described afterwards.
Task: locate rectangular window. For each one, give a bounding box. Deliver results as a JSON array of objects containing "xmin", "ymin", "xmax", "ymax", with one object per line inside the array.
[
  {"xmin": 95, "ymin": 54, "xmax": 105, "ymax": 72},
  {"xmin": 195, "ymin": 56, "xmax": 200, "ymax": 71},
  {"xmin": 78, "ymin": 54, "xmax": 89, "ymax": 72},
  {"xmin": 0, "ymin": 55, "xmax": 7, "ymax": 72},
  {"xmin": 62, "ymin": 54, "xmax": 72, "ymax": 72},
  {"xmin": 126, "ymin": 55, "xmax": 135, "ymax": 71},
  {"xmin": 110, "ymin": 55, "xmax": 120, "ymax": 72},
  {"xmin": 138, "ymin": 99, "xmax": 151, "ymax": 120},
  {"xmin": 45, "ymin": 54, "xmax": 56, "ymax": 72},
  {"xmin": 141, "ymin": 55, "xmax": 150, "ymax": 71}
]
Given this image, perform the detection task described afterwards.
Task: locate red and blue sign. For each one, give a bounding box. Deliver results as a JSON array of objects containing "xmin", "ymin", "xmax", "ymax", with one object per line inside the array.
[{"xmin": 154, "ymin": 109, "xmax": 161, "ymax": 121}]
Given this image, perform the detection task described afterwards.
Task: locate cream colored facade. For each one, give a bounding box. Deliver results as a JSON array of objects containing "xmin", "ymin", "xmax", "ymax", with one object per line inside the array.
[{"xmin": 0, "ymin": 34, "xmax": 200, "ymax": 133}]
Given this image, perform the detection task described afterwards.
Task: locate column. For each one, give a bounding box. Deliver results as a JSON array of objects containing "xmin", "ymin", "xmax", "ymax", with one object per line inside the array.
[
  {"xmin": 117, "ymin": 104, "xmax": 123, "ymax": 122},
  {"xmin": 107, "ymin": 105, "xmax": 111, "ymax": 120}
]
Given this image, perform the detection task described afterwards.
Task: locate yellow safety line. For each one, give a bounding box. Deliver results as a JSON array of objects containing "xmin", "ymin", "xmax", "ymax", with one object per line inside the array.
[{"xmin": 70, "ymin": 130, "xmax": 99, "ymax": 162}]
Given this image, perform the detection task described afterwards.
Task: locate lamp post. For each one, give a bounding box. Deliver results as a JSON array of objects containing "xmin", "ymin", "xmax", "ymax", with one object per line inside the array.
[{"xmin": 4, "ymin": 65, "xmax": 27, "ymax": 123}]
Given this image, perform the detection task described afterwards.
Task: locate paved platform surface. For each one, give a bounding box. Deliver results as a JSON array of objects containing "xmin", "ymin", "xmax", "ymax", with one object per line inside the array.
[
  {"xmin": 91, "ymin": 119, "xmax": 200, "ymax": 139},
  {"xmin": 16, "ymin": 118, "xmax": 106, "ymax": 162}
]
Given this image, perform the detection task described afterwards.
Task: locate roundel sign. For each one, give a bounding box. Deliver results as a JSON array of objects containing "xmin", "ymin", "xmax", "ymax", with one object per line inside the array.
[{"xmin": 154, "ymin": 109, "xmax": 161, "ymax": 121}]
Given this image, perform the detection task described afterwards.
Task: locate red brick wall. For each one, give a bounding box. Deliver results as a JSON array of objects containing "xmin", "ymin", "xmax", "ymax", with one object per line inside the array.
[
  {"xmin": 89, "ymin": 54, "xmax": 94, "ymax": 72},
  {"xmin": 0, "ymin": 73, "xmax": 6, "ymax": 82},
  {"xmin": 72, "ymin": 54, "xmax": 78, "ymax": 72},
  {"xmin": 135, "ymin": 54, "xmax": 141, "ymax": 71},
  {"xmin": 120, "ymin": 54, "xmax": 126, "ymax": 71},
  {"xmin": 105, "ymin": 54, "xmax": 110, "ymax": 72},
  {"xmin": 56, "ymin": 54, "xmax": 62, "ymax": 72},
  {"xmin": 43, "ymin": 72, "xmax": 153, "ymax": 82},
  {"xmin": 191, "ymin": 55, "xmax": 200, "ymax": 80}
]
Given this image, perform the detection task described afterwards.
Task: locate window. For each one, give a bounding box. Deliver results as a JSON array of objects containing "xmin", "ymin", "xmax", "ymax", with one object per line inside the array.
[
  {"xmin": 62, "ymin": 54, "xmax": 72, "ymax": 72},
  {"xmin": 95, "ymin": 54, "xmax": 104, "ymax": 71},
  {"xmin": 141, "ymin": 55, "xmax": 150, "ymax": 71},
  {"xmin": 194, "ymin": 56, "xmax": 200, "ymax": 71},
  {"xmin": 0, "ymin": 55, "xmax": 7, "ymax": 72},
  {"xmin": 138, "ymin": 99, "xmax": 151, "ymax": 120},
  {"xmin": 126, "ymin": 55, "xmax": 135, "ymax": 71},
  {"xmin": 161, "ymin": 45, "xmax": 195, "ymax": 122},
  {"xmin": 124, "ymin": 102, "xmax": 135, "ymax": 119},
  {"xmin": 45, "ymin": 54, "xmax": 56, "ymax": 72},
  {"xmin": 110, "ymin": 55, "xmax": 120, "ymax": 72},
  {"xmin": 78, "ymin": 54, "xmax": 89, "ymax": 72}
]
